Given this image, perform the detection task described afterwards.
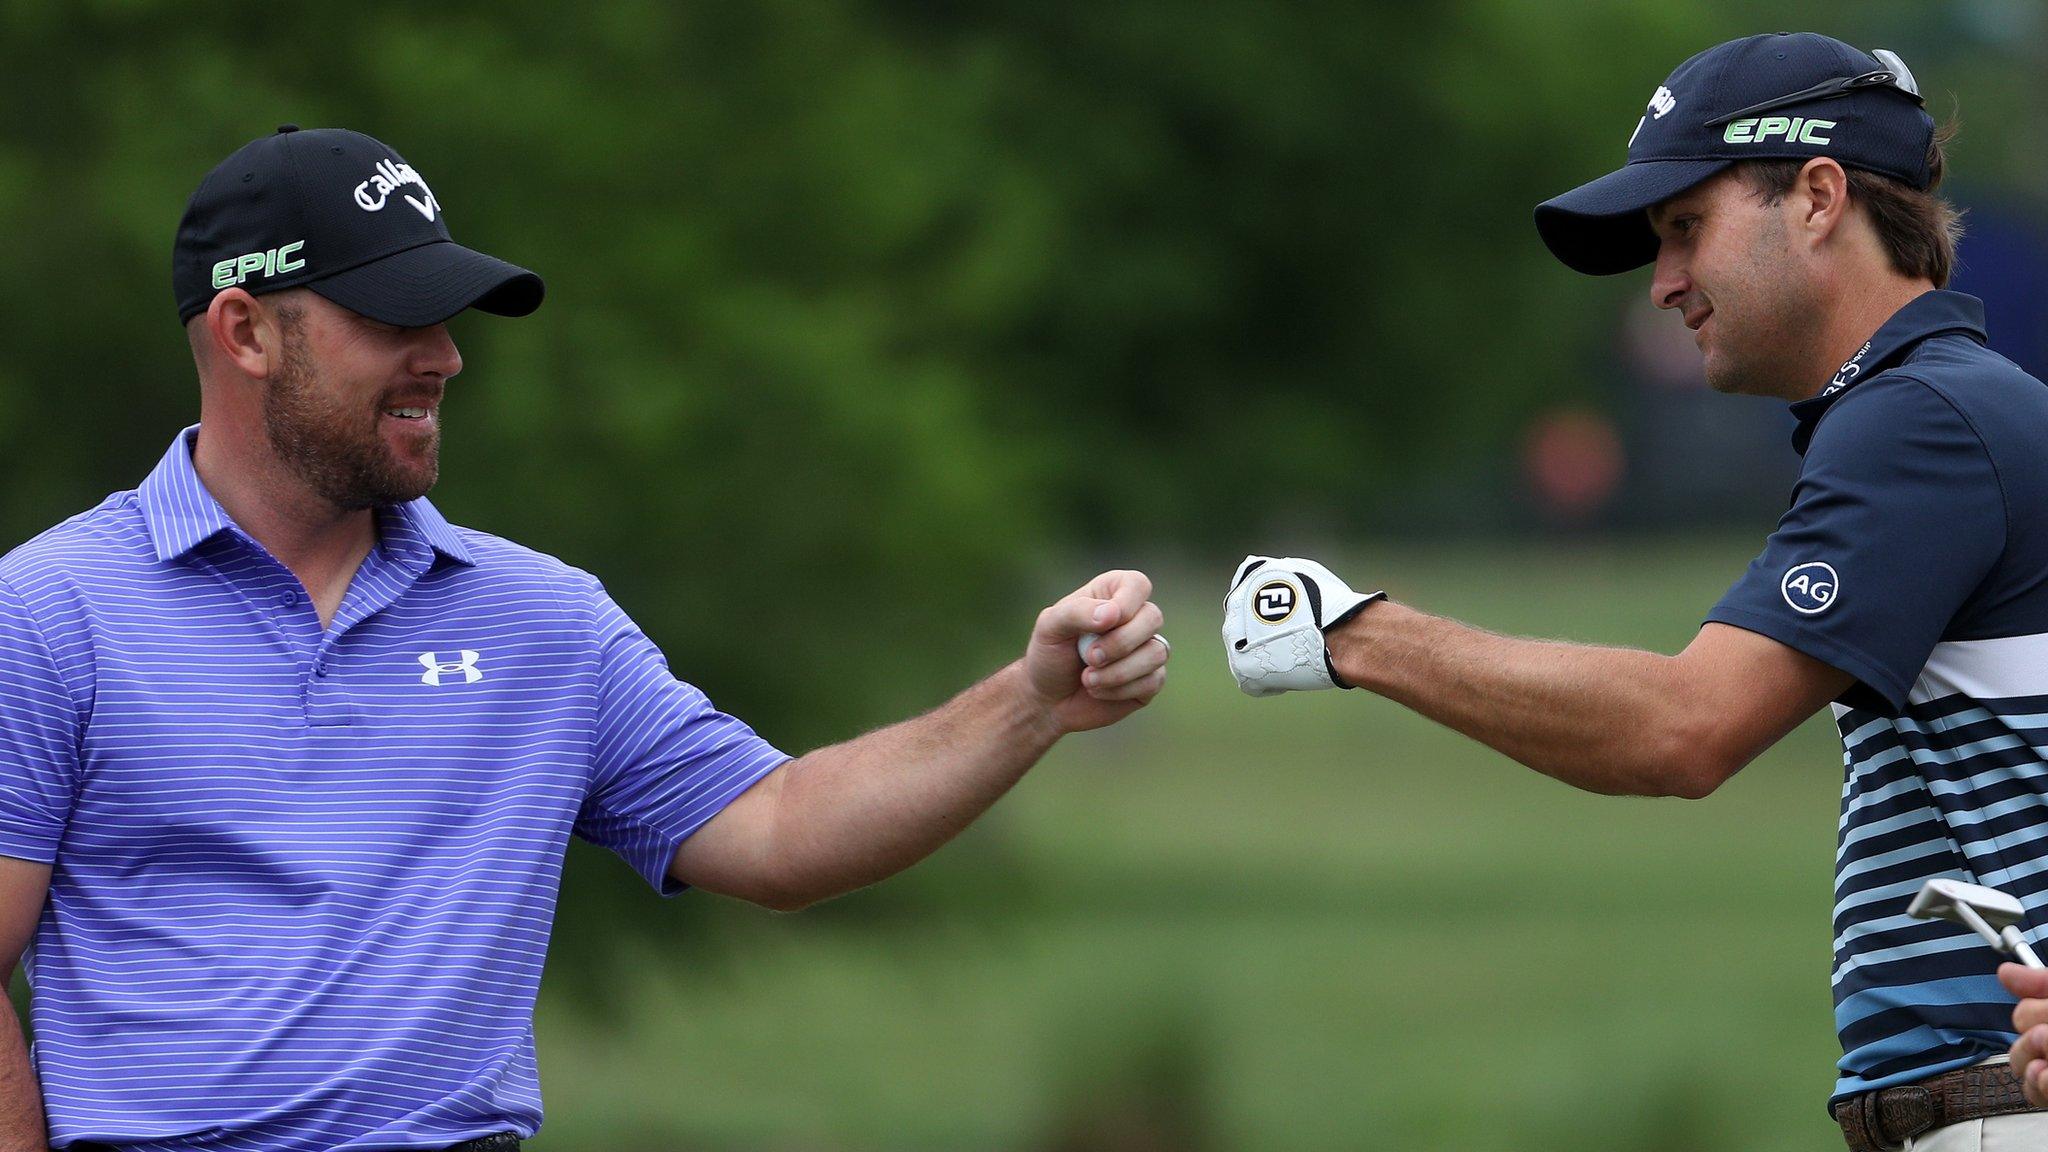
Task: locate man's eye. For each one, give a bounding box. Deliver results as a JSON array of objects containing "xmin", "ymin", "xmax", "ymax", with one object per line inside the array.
[{"xmin": 1672, "ymin": 216, "xmax": 1699, "ymax": 236}]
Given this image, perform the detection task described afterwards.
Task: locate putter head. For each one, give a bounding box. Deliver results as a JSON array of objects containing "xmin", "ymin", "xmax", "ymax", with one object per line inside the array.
[{"xmin": 1908, "ymin": 878, "xmax": 2027, "ymax": 932}]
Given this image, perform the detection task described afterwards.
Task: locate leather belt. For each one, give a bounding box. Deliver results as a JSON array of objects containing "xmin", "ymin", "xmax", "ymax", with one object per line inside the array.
[{"xmin": 1833, "ymin": 1062, "xmax": 2040, "ymax": 1151}]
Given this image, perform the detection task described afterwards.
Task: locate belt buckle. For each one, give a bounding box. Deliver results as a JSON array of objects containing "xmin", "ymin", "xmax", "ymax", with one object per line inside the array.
[
  {"xmin": 1864, "ymin": 1084, "xmax": 1938, "ymax": 1151},
  {"xmin": 1857, "ymin": 1090, "xmax": 1902, "ymax": 1151}
]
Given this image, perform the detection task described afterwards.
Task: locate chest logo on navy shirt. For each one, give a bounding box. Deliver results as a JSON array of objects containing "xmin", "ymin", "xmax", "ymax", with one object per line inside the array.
[
  {"xmin": 1781, "ymin": 562, "xmax": 1839, "ymax": 615},
  {"xmin": 419, "ymin": 650, "xmax": 484, "ymax": 686}
]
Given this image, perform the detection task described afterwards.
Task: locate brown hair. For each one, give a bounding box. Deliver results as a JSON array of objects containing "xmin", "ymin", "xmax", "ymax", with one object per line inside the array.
[{"xmin": 1737, "ymin": 121, "xmax": 1964, "ymax": 287}]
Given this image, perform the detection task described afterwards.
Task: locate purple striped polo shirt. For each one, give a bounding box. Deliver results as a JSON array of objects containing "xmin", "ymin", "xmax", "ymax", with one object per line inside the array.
[{"xmin": 0, "ymin": 426, "xmax": 788, "ymax": 1150}]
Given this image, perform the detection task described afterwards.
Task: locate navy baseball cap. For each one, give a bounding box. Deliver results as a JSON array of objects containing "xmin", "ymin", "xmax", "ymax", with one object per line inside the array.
[
  {"xmin": 173, "ymin": 126, "xmax": 544, "ymax": 326},
  {"xmin": 1535, "ymin": 33, "xmax": 1935, "ymax": 275}
]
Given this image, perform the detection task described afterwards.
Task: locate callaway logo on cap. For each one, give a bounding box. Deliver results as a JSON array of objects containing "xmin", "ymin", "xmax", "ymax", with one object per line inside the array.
[
  {"xmin": 1533, "ymin": 33, "xmax": 1934, "ymax": 276},
  {"xmin": 172, "ymin": 125, "xmax": 544, "ymax": 327}
]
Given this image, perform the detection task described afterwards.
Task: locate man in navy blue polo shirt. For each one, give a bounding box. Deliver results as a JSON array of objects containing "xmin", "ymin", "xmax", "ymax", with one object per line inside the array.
[
  {"xmin": 0, "ymin": 127, "xmax": 1170, "ymax": 1151},
  {"xmin": 1221, "ymin": 34, "xmax": 2048, "ymax": 1150}
]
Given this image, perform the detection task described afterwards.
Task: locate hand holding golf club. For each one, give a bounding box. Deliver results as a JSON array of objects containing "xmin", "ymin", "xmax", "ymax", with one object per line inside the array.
[
  {"xmin": 2000, "ymin": 965, "xmax": 2048, "ymax": 1108},
  {"xmin": 1222, "ymin": 555, "xmax": 1383, "ymax": 696},
  {"xmin": 1907, "ymin": 879, "xmax": 2048, "ymax": 1107}
]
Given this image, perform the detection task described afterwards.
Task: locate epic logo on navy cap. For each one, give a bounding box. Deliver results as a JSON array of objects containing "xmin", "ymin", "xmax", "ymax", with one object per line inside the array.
[
  {"xmin": 1533, "ymin": 33, "xmax": 1936, "ymax": 276},
  {"xmin": 172, "ymin": 125, "xmax": 544, "ymax": 327}
]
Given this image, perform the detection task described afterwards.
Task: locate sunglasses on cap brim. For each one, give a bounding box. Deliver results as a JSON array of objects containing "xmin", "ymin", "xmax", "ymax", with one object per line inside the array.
[{"xmin": 1705, "ymin": 48, "xmax": 1925, "ymax": 128}]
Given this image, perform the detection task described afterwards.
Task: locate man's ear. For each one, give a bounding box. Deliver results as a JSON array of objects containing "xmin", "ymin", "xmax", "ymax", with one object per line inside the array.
[
  {"xmin": 1796, "ymin": 157, "xmax": 1851, "ymax": 244},
  {"xmin": 201, "ymin": 289, "xmax": 284, "ymax": 380}
]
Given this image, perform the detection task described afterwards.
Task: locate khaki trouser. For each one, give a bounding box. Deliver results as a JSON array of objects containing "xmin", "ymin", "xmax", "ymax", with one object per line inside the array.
[{"xmin": 1904, "ymin": 1112, "xmax": 2048, "ymax": 1150}]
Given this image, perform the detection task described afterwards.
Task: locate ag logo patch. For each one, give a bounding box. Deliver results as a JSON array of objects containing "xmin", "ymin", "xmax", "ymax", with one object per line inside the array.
[
  {"xmin": 1254, "ymin": 580, "xmax": 1298, "ymax": 625},
  {"xmin": 1781, "ymin": 562, "xmax": 1839, "ymax": 615}
]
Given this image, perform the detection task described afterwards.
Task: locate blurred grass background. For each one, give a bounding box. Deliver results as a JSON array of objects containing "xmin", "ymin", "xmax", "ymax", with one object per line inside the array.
[
  {"xmin": 3, "ymin": 0, "xmax": 2043, "ymax": 1147},
  {"xmin": 534, "ymin": 538, "xmax": 1846, "ymax": 1150}
]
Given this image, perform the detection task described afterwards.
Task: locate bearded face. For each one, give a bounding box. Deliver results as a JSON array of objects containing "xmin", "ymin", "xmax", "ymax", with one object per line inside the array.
[{"xmin": 261, "ymin": 303, "xmax": 444, "ymax": 510}]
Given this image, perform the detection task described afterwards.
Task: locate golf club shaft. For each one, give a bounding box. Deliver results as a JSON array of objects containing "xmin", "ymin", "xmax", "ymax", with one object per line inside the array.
[{"xmin": 2001, "ymin": 926, "xmax": 2047, "ymax": 970}]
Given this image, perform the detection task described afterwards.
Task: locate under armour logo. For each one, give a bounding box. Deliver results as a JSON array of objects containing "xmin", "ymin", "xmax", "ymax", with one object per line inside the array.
[{"xmin": 419, "ymin": 650, "xmax": 483, "ymax": 686}]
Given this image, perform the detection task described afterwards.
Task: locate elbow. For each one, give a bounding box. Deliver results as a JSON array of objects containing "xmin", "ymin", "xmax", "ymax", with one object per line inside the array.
[
  {"xmin": 755, "ymin": 888, "xmax": 822, "ymax": 914},
  {"xmin": 737, "ymin": 873, "xmax": 823, "ymax": 913},
  {"xmin": 675, "ymin": 861, "xmax": 828, "ymax": 913},
  {"xmin": 1647, "ymin": 724, "xmax": 1745, "ymax": 800},
  {"xmin": 744, "ymin": 867, "xmax": 843, "ymax": 913},
  {"xmin": 1664, "ymin": 765, "xmax": 1729, "ymax": 801}
]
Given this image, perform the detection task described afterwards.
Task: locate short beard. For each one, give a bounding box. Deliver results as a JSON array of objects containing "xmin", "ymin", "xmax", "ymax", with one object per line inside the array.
[
  {"xmin": 1699, "ymin": 203, "xmax": 1823, "ymax": 400},
  {"xmin": 262, "ymin": 304, "xmax": 438, "ymax": 510}
]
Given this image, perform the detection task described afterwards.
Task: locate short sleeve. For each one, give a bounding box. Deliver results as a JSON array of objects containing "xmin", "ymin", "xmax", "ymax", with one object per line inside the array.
[
  {"xmin": 1705, "ymin": 375, "xmax": 2005, "ymax": 711},
  {"xmin": 0, "ymin": 579, "xmax": 81, "ymax": 864},
  {"xmin": 574, "ymin": 584, "xmax": 790, "ymax": 895}
]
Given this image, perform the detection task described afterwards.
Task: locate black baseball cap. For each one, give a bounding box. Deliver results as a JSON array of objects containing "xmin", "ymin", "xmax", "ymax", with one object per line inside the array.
[
  {"xmin": 1535, "ymin": 33, "xmax": 1935, "ymax": 275},
  {"xmin": 173, "ymin": 126, "xmax": 544, "ymax": 326}
]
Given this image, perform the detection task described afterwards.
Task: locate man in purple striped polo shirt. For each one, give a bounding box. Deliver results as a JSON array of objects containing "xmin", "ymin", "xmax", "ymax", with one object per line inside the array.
[{"xmin": 0, "ymin": 127, "xmax": 1170, "ymax": 1151}]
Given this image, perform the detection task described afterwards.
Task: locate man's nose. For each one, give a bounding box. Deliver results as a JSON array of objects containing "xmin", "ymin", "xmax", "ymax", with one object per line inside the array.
[
  {"xmin": 1650, "ymin": 247, "xmax": 1689, "ymax": 311},
  {"xmin": 411, "ymin": 324, "xmax": 463, "ymax": 381}
]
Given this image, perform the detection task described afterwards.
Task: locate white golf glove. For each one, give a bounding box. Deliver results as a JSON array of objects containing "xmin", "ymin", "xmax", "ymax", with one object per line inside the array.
[{"xmin": 1222, "ymin": 555, "xmax": 1384, "ymax": 696}]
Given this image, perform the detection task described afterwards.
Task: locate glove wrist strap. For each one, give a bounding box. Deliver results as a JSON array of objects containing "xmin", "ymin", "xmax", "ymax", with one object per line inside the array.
[{"xmin": 1320, "ymin": 591, "xmax": 1386, "ymax": 689}]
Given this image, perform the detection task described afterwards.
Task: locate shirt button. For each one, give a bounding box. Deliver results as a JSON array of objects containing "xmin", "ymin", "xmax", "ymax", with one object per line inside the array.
[
  {"xmin": 281, "ymin": 591, "xmax": 301, "ymax": 608},
  {"xmin": 313, "ymin": 662, "xmax": 328, "ymax": 678}
]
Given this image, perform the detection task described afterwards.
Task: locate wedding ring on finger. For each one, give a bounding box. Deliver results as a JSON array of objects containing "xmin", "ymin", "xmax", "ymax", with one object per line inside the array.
[{"xmin": 1076, "ymin": 633, "xmax": 1171, "ymax": 662}]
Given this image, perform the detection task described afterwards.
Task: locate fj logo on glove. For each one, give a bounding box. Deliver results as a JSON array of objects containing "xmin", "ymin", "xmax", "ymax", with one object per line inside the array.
[{"xmin": 1254, "ymin": 581, "xmax": 1298, "ymax": 624}]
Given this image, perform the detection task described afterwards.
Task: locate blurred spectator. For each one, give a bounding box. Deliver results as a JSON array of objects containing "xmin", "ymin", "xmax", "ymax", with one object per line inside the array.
[{"xmin": 1609, "ymin": 297, "xmax": 1801, "ymax": 529}]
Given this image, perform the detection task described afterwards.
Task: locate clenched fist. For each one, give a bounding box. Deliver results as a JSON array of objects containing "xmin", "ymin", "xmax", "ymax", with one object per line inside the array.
[
  {"xmin": 1222, "ymin": 555, "xmax": 1382, "ymax": 696},
  {"xmin": 1025, "ymin": 569, "xmax": 1168, "ymax": 733}
]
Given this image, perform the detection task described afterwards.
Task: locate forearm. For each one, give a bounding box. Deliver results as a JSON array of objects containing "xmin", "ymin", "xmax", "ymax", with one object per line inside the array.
[
  {"xmin": 743, "ymin": 661, "xmax": 1061, "ymax": 908},
  {"xmin": 1327, "ymin": 600, "xmax": 1718, "ymax": 797},
  {"xmin": 0, "ymin": 989, "xmax": 44, "ymax": 1151}
]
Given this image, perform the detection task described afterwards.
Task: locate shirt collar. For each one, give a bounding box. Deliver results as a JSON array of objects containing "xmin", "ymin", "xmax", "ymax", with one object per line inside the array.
[
  {"xmin": 137, "ymin": 425, "xmax": 475, "ymax": 569},
  {"xmin": 1788, "ymin": 290, "xmax": 1988, "ymax": 454},
  {"xmin": 378, "ymin": 496, "xmax": 475, "ymax": 570}
]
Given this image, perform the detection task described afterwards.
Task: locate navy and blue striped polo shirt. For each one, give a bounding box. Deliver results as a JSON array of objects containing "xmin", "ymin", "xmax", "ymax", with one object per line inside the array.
[
  {"xmin": 0, "ymin": 427, "xmax": 789, "ymax": 1150},
  {"xmin": 1705, "ymin": 290, "xmax": 2048, "ymax": 1106}
]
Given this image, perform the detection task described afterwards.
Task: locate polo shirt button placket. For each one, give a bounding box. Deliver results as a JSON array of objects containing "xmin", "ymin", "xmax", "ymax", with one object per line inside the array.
[{"xmin": 304, "ymin": 651, "xmax": 351, "ymax": 727}]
